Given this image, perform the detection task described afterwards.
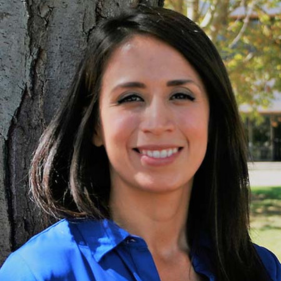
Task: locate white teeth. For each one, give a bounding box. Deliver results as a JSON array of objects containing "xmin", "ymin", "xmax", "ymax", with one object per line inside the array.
[
  {"xmin": 160, "ymin": 150, "xmax": 168, "ymax": 158},
  {"xmin": 139, "ymin": 148, "xmax": 179, "ymax": 159},
  {"xmin": 167, "ymin": 149, "xmax": 173, "ymax": 157},
  {"xmin": 153, "ymin": 151, "xmax": 160, "ymax": 158}
]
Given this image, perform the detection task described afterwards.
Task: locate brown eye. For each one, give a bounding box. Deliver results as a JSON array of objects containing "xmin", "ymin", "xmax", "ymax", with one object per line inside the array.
[
  {"xmin": 171, "ymin": 92, "xmax": 195, "ymax": 101},
  {"xmin": 118, "ymin": 94, "xmax": 144, "ymax": 104}
]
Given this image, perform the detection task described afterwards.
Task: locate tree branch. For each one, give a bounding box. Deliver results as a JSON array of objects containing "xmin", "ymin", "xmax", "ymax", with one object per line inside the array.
[
  {"xmin": 186, "ymin": 0, "xmax": 199, "ymax": 21},
  {"xmin": 228, "ymin": 1, "xmax": 256, "ymax": 48}
]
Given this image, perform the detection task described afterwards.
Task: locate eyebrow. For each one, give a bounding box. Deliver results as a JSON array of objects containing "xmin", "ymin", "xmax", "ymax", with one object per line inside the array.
[
  {"xmin": 113, "ymin": 79, "xmax": 202, "ymax": 91},
  {"xmin": 166, "ymin": 79, "xmax": 199, "ymax": 87},
  {"xmin": 113, "ymin": 82, "xmax": 146, "ymax": 91}
]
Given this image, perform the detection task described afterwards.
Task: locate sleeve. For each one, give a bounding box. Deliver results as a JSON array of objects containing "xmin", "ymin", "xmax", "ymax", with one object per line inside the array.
[
  {"xmin": 0, "ymin": 252, "xmax": 37, "ymax": 281},
  {"xmin": 254, "ymin": 244, "xmax": 281, "ymax": 281}
]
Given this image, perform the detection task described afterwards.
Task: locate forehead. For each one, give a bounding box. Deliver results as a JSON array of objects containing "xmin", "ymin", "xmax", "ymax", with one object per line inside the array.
[{"xmin": 101, "ymin": 35, "xmax": 205, "ymax": 87}]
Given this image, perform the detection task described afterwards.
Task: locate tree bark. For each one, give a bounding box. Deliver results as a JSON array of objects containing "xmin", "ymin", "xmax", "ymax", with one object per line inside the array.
[{"xmin": 0, "ymin": 0, "xmax": 163, "ymax": 266}]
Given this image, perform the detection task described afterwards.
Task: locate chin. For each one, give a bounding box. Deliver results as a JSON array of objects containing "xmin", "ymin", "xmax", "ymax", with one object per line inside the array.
[{"xmin": 133, "ymin": 177, "xmax": 193, "ymax": 194}]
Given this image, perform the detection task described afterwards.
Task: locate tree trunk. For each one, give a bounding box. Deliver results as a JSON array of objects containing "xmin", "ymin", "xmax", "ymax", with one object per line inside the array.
[{"xmin": 0, "ymin": 0, "xmax": 164, "ymax": 266}]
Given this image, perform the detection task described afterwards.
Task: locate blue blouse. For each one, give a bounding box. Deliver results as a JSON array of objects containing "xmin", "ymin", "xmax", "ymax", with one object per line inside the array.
[{"xmin": 0, "ymin": 219, "xmax": 280, "ymax": 280}]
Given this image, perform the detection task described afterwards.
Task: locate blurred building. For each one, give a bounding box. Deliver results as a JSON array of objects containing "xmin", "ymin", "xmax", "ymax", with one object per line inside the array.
[{"xmin": 240, "ymin": 91, "xmax": 281, "ymax": 161}]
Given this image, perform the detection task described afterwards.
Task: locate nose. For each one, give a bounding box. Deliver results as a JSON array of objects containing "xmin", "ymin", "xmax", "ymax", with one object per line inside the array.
[{"xmin": 140, "ymin": 99, "xmax": 175, "ymax": 135}]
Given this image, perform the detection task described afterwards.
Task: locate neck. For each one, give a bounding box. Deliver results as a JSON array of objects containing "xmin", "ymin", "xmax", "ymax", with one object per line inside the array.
[{"xmin": 109, "ymin": 182, "xmax": 193, "ymax": 256}]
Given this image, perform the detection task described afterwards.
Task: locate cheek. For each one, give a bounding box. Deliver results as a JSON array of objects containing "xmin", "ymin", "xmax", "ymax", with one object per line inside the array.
[
  {"xmin": 177, "ymin": 108, "xmax": 209, "ymax": 140},
  {"xmin": 101, "ymin": 110, "xmax": 139, "ymax": 147}
]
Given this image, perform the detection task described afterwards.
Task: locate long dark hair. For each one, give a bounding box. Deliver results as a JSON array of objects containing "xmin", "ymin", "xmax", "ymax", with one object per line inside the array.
[{"xmin": 30, "ymin": 5, "xmax": 270, "ymax": 281}]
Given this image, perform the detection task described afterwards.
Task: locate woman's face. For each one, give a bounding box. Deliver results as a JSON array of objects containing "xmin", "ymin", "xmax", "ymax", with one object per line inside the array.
[{"xmin": 93, "ymin": 35, "xmax": 209, "ymax": 194}]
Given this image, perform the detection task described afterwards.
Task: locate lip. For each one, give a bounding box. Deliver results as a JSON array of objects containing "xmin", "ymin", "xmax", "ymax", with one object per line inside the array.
[{"xmin": 133, "ymin": 146, "xmax": 183, "ymax": 167}]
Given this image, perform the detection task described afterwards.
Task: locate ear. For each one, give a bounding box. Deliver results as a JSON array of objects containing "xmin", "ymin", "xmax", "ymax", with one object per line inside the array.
[{"xmin": 92, "ymin": 125, "xmax": 103, "ymax": 147}]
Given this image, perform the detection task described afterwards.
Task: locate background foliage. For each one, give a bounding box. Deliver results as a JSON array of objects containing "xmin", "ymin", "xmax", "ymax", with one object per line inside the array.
[{"xmin": 165, "ymin": 0, "xmax": 281, "ymax": 116}]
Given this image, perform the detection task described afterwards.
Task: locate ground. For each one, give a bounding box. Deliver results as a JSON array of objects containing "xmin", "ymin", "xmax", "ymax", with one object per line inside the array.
[{"xmin": 250, "ymin": 186, "xmax": 281, "ymax": 260}]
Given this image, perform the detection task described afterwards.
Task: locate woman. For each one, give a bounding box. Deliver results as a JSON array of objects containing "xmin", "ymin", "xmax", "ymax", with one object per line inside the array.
[{"xmin": 0, "ymin": 5, "xmax": 280, "ymax": 281}]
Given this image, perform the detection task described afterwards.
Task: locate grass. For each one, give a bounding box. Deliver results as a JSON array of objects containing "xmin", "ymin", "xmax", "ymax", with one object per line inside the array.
[{"xmin": 250, "ymin": 186, "xmax": 281, "ymax": 261}]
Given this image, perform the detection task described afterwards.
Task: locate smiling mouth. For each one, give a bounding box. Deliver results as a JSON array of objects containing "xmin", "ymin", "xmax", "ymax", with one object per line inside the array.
[{"xmin": 133, "ymin": 147, "xmax": 183, "ymax": 159}]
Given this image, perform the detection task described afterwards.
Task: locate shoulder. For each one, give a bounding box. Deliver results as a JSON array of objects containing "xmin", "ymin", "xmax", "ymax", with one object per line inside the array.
[
  {"xmin": 254, "ymin": 244, "xmax": 281, "ymax": 281},
  {"xmin": 14, "ymin": 219, "xmax": 78, "ymax": 262},
  {"xmin": 0, "ymin": 219, "xmax": 91, "ymax": 281}
]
